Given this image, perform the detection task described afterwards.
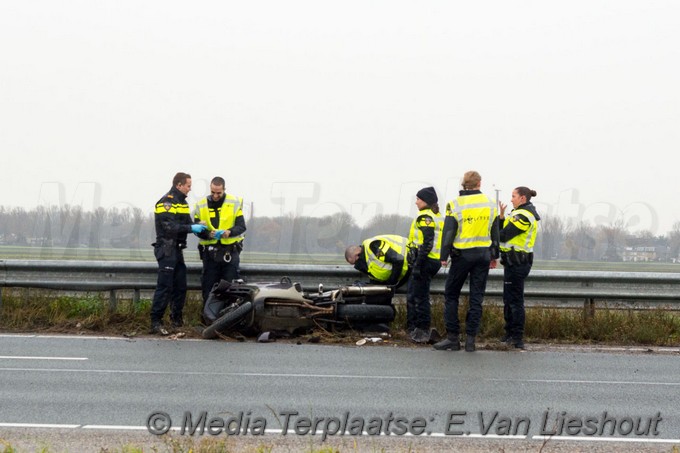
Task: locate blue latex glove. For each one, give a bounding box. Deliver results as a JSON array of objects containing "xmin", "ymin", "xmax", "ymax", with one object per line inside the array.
[
  {"xmin": 191, "ymin": 224, "xmax": 207, "ymax": 235},
  {"xmin": 214, "ymin": 229, "xmax": 225, "ymax": 240}
]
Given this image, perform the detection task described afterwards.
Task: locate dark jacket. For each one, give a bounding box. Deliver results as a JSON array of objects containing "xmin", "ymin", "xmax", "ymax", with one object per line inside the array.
[{"xmin": 154, "ymin": 186, "xmax": 193, "ymax": 246}]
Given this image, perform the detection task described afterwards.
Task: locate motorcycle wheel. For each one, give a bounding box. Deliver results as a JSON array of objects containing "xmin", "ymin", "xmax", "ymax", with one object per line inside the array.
[
  {"xmin": 202, "ymin": 301, "xmax": 253, "ymax": 340},
  {"xmin": 336, "ymin": 304, "xmax": 395, "ymax": 323}
]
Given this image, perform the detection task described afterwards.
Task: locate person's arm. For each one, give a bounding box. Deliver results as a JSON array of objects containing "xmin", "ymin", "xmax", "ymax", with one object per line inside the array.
[
  {"xmin": 499, "ymin": 213, "xmax": 530, "ymax": 243},
  {"xmin": 413, "ymin": 215, "xmax": 435, "ymax": 276},
  {"xmin": 439, "ymin": 215, "xmax": 457, "ymax": 263},
  {"xmin": 383, "ymin": 247, "xmax": 405, "ymax": 285},
  {"xmin": 228, "ymin": 215, "xmax": 247, "ymax": 237},
  {"xmin": 192, "ymin": 203, "xmax": 212, "ymax": 240},
  {"xmin": 490, "ymin": 215, "xmax": 500, "ymax": 260}
]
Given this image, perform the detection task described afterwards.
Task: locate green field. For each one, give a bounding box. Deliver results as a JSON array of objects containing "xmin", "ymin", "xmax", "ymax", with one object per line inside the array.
[
  {"xmin": 0, "ymin": 245, "xmax": 345, "ymax": 265},
  {"xmin": 2, "ymin": 245, "xmax": 680, "ymax": 271}
]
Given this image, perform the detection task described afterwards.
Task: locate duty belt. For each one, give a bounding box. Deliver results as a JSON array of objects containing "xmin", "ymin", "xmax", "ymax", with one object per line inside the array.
[{"xmin": 207, "ymin": 245, "xmax": 233, "ymax": 262}]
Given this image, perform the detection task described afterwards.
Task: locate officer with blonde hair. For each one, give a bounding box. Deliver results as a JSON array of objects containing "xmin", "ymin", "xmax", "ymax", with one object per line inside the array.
[{"xmin": 434, "ymin": 171, "xmax": 499, "ymax": 352}]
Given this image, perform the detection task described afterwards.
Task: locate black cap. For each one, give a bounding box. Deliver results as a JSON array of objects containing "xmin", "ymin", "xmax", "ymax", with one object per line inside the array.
[{"xmin": 416, "ymin": 186, "xmax": 438, "ymax": 206}]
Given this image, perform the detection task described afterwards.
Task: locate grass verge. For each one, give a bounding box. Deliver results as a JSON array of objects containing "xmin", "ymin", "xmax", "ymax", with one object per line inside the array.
[{"xmin": 1, "ymin": 289, "xmax": 679, "ymax": 346}]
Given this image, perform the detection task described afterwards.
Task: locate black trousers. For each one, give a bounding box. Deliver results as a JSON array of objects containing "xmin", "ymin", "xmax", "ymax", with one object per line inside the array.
[
  {"xmin": 503, "ymin": 262, "xmax": 532, "ymax": 339},
  {"xmin": 443, "ymin": 248, "xmax": 491, "ymax": 337},
  {"xmin": 150, "ymin": 248, "xmax": 187, "ymax": 326},
  {"xmin": 201, "ymin": 251, "xmax": 240, "ymax": 304},
  {"xmin": 406, "ymin": 258, "xmax": 442, "ymax": 331}
]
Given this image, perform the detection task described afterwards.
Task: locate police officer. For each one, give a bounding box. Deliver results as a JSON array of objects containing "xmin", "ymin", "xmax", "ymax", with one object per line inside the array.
[
  {"xmin": 498, "ymin": 186, "xmax": 540, "ymax": 350},
  {"xmin": 150, "ymin": 172, "xmax": 206, "ymax": 335},
  {"xmin": 345, "ymin": 235, "xmax": 413, "ymax": 288},
  {"xmin": 434, "ymin": 171, "xmax": 499, "ymax": 352},
  {"xmin": 407, "ymin": 187, "xmax": 443, "ymax": 343},
  {"xmin": 193, "ymin": 176, "xmax": 247, "ymax": 308}
]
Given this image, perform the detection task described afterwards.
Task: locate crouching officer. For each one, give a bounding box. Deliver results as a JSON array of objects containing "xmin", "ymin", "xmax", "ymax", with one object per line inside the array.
[
  {"xmin": 150, "ymin": 172, "xmax": 207, "ymax": 335},
  {"xmin": 344, "ymin": 235, "xmax": 414, "ymax": 289},
  {"xmin": 193, "ymin": 176, "xmax": 247, "ymax": 310}
]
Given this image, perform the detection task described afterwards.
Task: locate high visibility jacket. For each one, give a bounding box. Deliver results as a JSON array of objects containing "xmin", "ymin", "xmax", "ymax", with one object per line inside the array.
[
  {"xmin": 446, "ymin": 193, "xmax": 497, "ymax": 249},
  {"xmin": 363, "ymin": 235, "xmax": 411, "ymax": 282},
  {"xmin": 408, "ymin": 209, "xmax": 444, "ymax": 260},
  {"xmin": 500, "ymin": 208, "xmax": 538, "ymax": 253},
  {"xmin": 194, "ymin": 194, "xmax": 245, "ymax": 246}
]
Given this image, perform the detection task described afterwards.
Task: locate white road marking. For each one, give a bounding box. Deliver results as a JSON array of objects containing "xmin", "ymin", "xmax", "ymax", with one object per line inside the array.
[
  {"xmin": 2, "ymin": 367, "xmax": 679, "ymax": 387},
  {"xmin": 0, "ymin": 356, "xmax": 88, "ymax": 361},
  {"xmin": 0, "ymin": 423, "xmax": 80, "ymax": 428},
  {"xmin": 3, "ymin": 423, "xmax": 680, "ymax": 443},
  {"xmin": 532, "ymin": 435, "xmax": 680, "ymax": 443},
  {"xmin": 81, "ymin": 425, "xmax": 152, "ymax": 430},
  {"xmin": 490, "ymin": 378, "xmax": 680, "ymax": 386}
]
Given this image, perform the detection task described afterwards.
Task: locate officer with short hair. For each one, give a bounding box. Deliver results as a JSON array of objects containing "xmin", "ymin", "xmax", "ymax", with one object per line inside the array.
[
  {"xmin": 498, "ymin": 186, "xmax": 540, "ymax": 350},
  {"xmin": 434, "ymin": 170, "xmax": 499, "ymax": 352},
  {"xmin": 150, "ymin": 172, "xmax": 207, "ymax": 335},
  {"xmin": 345, "ymin": 235, "xmax": 413, "ymax": 288},
  {"xmin": 194, "ymin": 176, "xmax": 247, "ymax": 308}
]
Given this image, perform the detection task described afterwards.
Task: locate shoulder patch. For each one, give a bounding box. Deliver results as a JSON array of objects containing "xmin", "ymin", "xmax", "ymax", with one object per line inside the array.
[{"xmin": 163, "ymin": 201, "xmax": 172, "ymax": 211}]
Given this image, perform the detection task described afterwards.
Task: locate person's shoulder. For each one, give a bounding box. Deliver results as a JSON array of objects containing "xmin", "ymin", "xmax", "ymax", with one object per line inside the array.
[
  {"xmin": 416, "ymin": 213, "xmax": 436, "ymax": 227},
  {"xmin": 156, "ymin": 191, "xmax": 173, "ymax": 203}
]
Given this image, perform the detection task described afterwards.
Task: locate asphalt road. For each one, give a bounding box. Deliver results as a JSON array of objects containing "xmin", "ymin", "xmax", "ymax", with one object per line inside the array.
[{"xmin": 1, "ymin": 334, "xmax": 679, "ymax": 452}]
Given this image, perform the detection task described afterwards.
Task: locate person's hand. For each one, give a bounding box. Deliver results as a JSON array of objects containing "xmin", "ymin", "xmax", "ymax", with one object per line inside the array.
[
  {"xmin": 191, "ymin": 224, "xmax": 207, "ymax": 235},
  {"xmin": 440, "ymin": 260, "xmax": 448, "ymax": 268},
  {"xmin": 499, "ymin": 201, "xmax": 507, "ymax": 219},
  {"xmin": 489, "ymin": 259, "xmax": 498, "ymax": 269},
  {"xmin": 214, "ymin": 229, "xmax": 225, "ymax": 240}
]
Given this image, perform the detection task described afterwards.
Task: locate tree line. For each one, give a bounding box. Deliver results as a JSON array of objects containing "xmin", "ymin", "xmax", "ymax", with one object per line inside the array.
[{"xmin": 1, "ymin": 205, "xmax": 680, "ymax": 262}]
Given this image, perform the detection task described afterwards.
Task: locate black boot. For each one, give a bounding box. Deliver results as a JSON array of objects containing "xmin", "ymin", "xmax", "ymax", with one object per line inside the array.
[
  {"xmin": 465, "ymin": 335, "xmax": 476, "ymax": 352},
  {"xmin": 511, "ymin": 337, "xmax": 525, "ymax": 350},
  {"xmin": 410, "ymin": 328, "xmax": 430, "ymax": 344},
  {"xmin": 433, "ymin": 334, "xmax": 460, "ymax": 351}
]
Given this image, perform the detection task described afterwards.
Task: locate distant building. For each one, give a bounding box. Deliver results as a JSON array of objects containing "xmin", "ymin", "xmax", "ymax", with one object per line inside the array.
[{"xmin": 622, "ymin": 246, "xmax": 669, "ymax": 262}]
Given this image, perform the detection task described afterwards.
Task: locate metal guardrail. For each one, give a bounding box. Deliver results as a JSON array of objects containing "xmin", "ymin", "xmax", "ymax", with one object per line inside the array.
[{"xmin": 2, "ymin": 259, "xmax": 680, "ymax": 306}]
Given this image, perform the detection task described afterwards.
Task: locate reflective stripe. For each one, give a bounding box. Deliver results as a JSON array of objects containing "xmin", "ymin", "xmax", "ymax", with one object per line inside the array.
[
  {"xmin": 446, "ymin": 193, "xmax": 497, "ymax": 249},
  {"xmin": 500, "ymin": 208, "xmax": 538, "ymax": 253},
  {"xmin": 363, "ymin": 235, "xmax": 411, "ymax": 282},
  {"xmin": 408, "ymin": 209, "xmax": 443, "ymax": 260},
  {"xmin": 194, "ymin": 195, "xmax": 244, "ymax": 246},
  {"xmin": 155, "ymin": 203, "xmax": 190, "ymax": 215}
]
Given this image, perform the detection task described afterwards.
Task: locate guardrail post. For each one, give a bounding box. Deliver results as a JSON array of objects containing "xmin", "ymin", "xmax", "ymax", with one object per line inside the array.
[
  {"xmin": 109, "ymin": 290, "xmax": 117, "ymax": 312},
  {"xmin": 133, "ymin": 289, "xmax": 140, "ymax": 305},
  {"xmin": 581, "ymin": 281, "xmax": 595, "ymax": 319},
  {"xmin": 584, "ymin": 298, "xmax": 595, "ymax": 319}
]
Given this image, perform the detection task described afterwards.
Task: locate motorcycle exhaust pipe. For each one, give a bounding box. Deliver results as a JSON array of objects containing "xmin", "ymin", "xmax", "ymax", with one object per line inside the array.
[{"xmin": 340, "ymin": 286, "xmax": 392, "ymax": 296}]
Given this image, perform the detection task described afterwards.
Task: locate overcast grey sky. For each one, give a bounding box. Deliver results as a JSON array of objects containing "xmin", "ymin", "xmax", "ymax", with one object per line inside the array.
[{"xmin": 2, "ymin": 1, "xmax": 679, "ymax": 234}]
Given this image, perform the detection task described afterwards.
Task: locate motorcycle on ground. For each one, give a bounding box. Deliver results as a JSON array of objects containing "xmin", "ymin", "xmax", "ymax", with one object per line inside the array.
[{"xmin": 201, "ymin": 277, "xmax": 396, "ymax": 340}]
